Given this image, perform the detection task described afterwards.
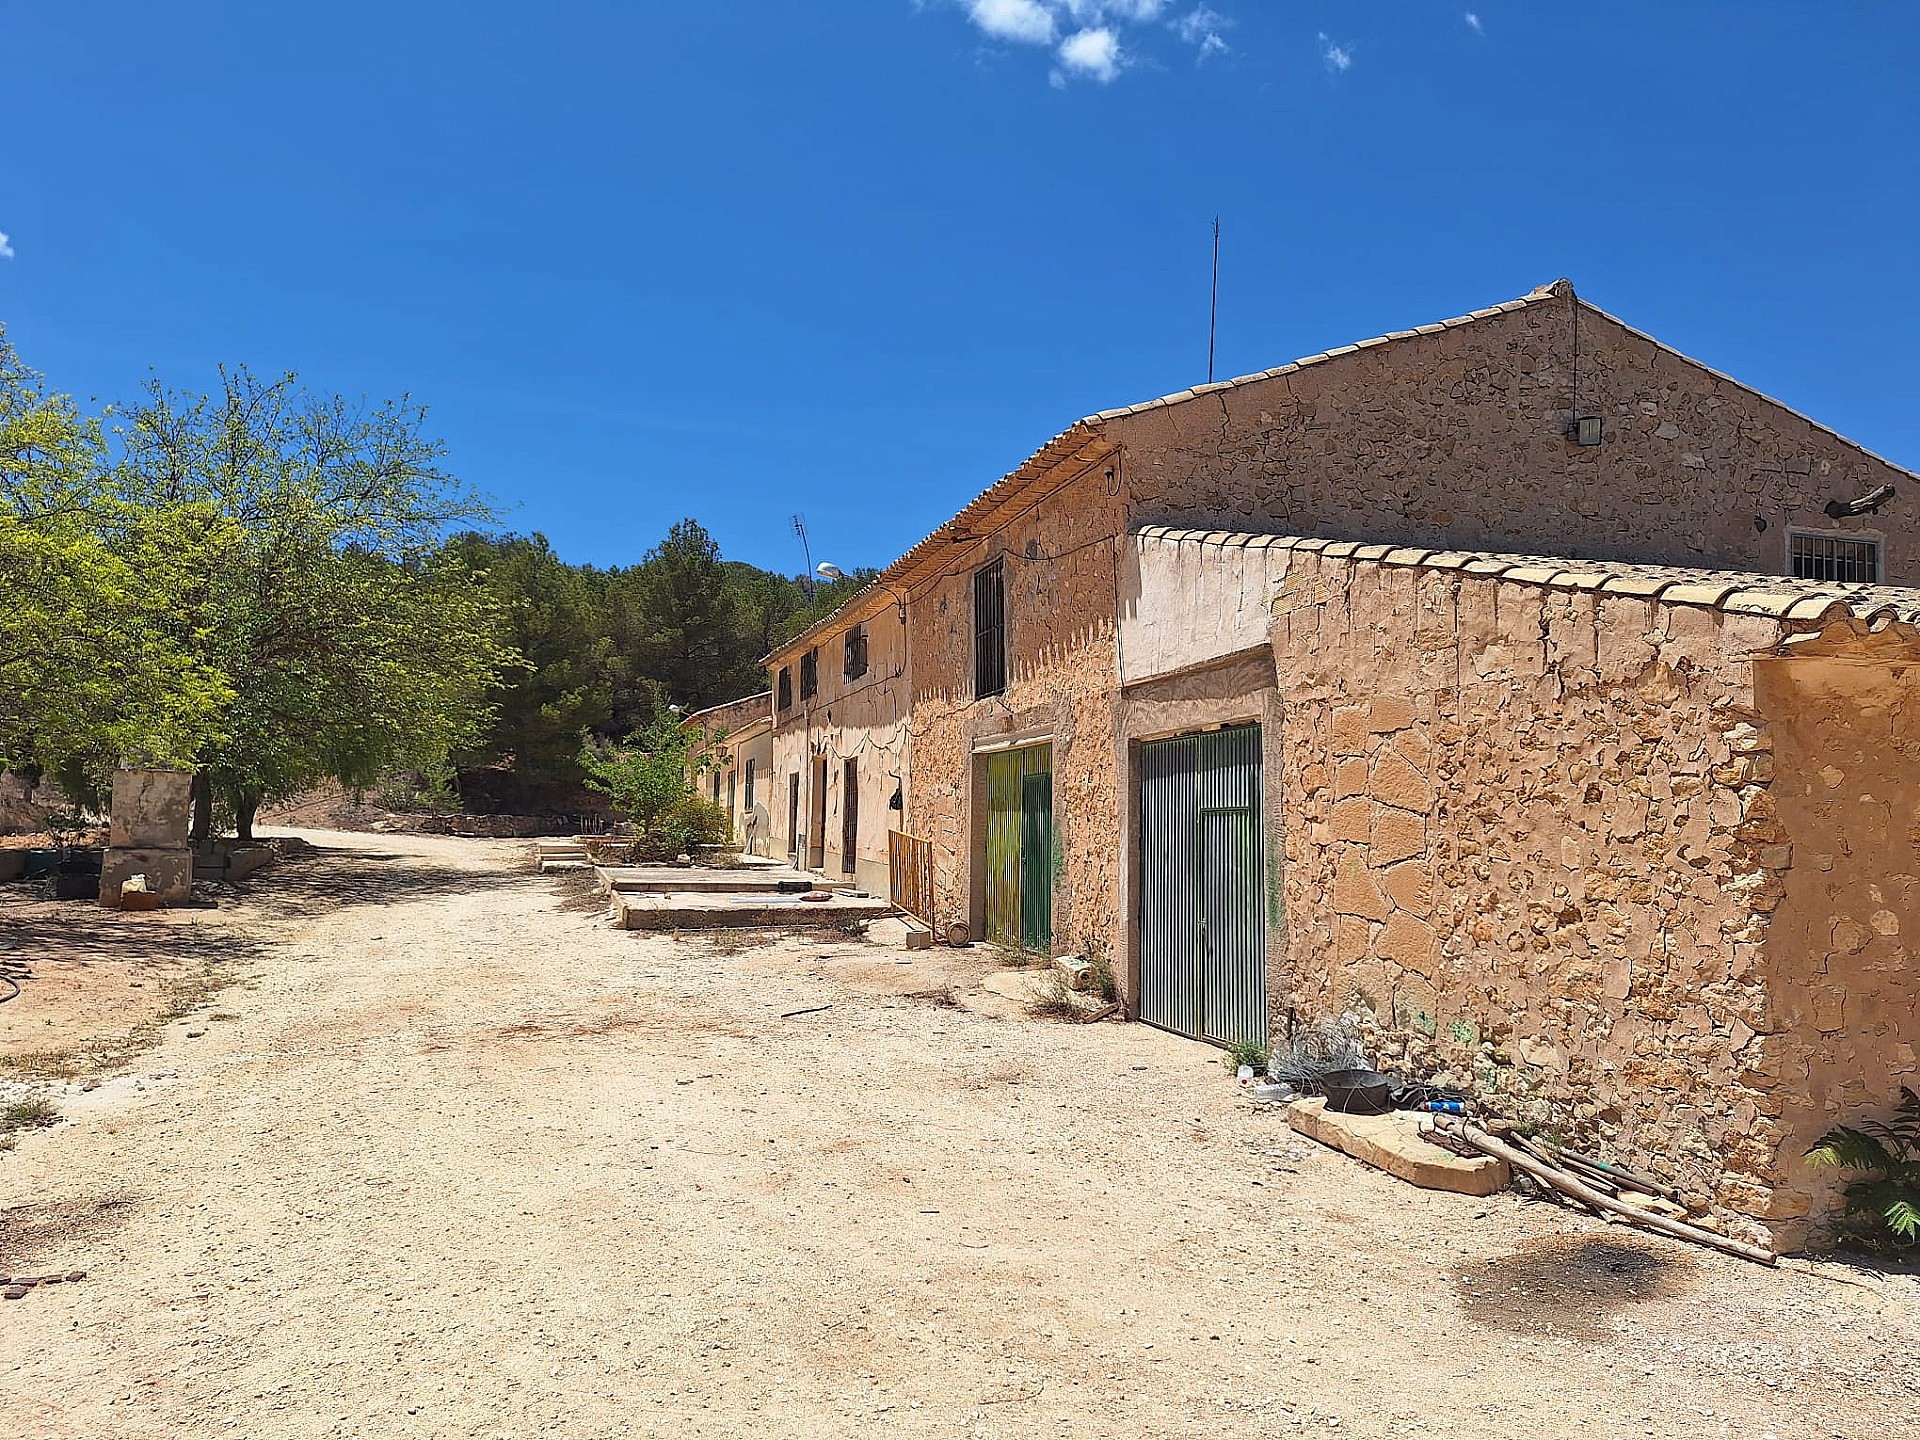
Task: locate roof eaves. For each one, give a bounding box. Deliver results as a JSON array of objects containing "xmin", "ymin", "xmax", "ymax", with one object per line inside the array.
[{"xmin": 1576, "ymin": 296, "xmax": 1920, "ymax": 485}]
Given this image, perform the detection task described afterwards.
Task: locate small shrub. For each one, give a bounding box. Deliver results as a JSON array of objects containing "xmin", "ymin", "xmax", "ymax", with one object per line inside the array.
[
  {"xmin": 1080, "ymin": 937, "xmax": 1118, "ymax": 1002},
  {"xmin": 1806, "ymin": 1087, "xmax": 1920, "ymax": 1249},
  {"xmin": 0, "ymin": 1096, "xmax": 59, "ymax": 1134},
  {"xmin": 1222, "ymin": 1037, "xmax": 1269, "ymax": 1073},
  {"xmin": 1023, "ymin": 971, "xmax": 1085, "ymax": 1021}
]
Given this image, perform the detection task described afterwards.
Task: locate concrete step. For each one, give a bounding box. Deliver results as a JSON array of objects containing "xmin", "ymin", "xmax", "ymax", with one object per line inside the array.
[
  {"xmin": 539, "ymin": 858, "xmax": 593, "ymax": 873},
  {"xmin": 613, "ymin": 891, "xmax": 894, "ymax": 932},
  {"xmin": 594, "ymin": 865, "xmax": 820, "ymax": 896}
]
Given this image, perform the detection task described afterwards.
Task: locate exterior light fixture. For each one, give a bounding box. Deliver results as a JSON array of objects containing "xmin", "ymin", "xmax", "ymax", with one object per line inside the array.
[
  {"xmin": 1568, "ymin": 415, "xmax": 1603, "ymax": 446},
  {"xmin": 818, "ymin": 560, "xmax": 907, "ymax": 624}
]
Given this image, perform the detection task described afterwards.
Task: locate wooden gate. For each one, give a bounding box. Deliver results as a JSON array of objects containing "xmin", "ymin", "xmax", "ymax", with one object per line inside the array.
[
  {"xmin": 1138, "ymin": 725, "xmax": 1266, "ymax": 1047},
  {"xmin": 888, "ymin": 829, "xmax": 934, "ymax": 925},
  {"xmin": 984, "ymin": 743, "xmax": 1053, "ymax": 951}
]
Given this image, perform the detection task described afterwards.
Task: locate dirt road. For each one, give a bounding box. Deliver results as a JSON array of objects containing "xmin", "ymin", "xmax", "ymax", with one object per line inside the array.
[{"xmin": 1, "ymin": 830, "xmax": 1914, "ymax": 1439}]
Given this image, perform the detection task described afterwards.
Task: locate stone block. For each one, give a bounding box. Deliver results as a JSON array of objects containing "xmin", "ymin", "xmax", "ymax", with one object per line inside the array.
[
  {"xmin": 1286, "ymin": 1098, "xmax": 1509, "ymax": 1197},
  {"xmin": 1371, "ymin": 808, "xmax": 1427, "ymax": 867},
  {"xmin": 1370, "ymin": 751, "xmax": 1433, "ymax": 812},
  {"xmin": 1376, "ymin": 910, "xmax": 1438, "ymax": 968},
  {"xmin": 1381, "ymin": 861, "xmax": 1434, "ymax": 917},
  {"xmin": 107, "ymin": 768, "xmax": 193, "ymax": 850},
  {"xmin": 1333, "ymin": 853, "xmax": 1391, "ymax": 922},
  {"xmin": 1331, "ymin": 707, "xmax": 1369, "ymax": 756},
  {"xmin": 99, "ymin": 847, "xmax": 193, "ymax": 907},
  {"xmin": 1330, "ymin": 799, "xmax": 1371, "ymax": 843},
  {"xmin": 1367, "ymin": 697, "xmax": 1415, "ymax": 733}
]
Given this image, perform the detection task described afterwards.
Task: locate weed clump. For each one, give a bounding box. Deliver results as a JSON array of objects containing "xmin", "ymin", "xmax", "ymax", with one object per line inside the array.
[{"xmin": 1222, "ymin": 1036, "xmax": 1269, "ymax": 1073}]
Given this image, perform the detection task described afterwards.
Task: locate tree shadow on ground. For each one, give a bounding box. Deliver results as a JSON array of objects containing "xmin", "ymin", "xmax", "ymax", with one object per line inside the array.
[
  {"xmin": 236, "ymin": 843, "xmax": 506, "ymax": 920},
  {"xmin": 0, "ymin": 902, "xmax": 271, "ymax": 974}
]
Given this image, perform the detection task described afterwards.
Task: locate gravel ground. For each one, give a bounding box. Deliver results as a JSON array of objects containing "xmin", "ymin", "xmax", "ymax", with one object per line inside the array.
[{"xmin": 1, "ymin": 828, "xmax": 1915, "ymax": 1440}]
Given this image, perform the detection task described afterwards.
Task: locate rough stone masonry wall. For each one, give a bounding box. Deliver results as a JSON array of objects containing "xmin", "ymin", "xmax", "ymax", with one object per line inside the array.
[
  {"xmin": 1267, "ymin": 552, "xmax": 1796, "ymax": 1245},
  {"xmin": 1115, "ymin": 290, "xmax": 1916, "ymax": 584},
  {"xmin": 1753, "ymin": 641, "xmax": 1920, "ymax": 1240},
  {"xmin": 906, "ymin": 465, "xmax": 1127, "ymax": 954}
]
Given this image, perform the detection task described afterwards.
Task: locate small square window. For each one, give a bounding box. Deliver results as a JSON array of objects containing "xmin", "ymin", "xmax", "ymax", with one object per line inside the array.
[{"xmin": 1789, "ymin": 530, "xmax": 1880, "ymax": 584}]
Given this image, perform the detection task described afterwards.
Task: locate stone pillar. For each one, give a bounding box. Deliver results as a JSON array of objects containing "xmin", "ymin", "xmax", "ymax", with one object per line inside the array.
[{"xmin": 100, "ymin": 767, "xmax": 195, "ymax": 907}]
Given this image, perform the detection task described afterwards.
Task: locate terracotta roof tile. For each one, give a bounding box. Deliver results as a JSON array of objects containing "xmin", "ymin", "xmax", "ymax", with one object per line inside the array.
[{"xmin": 1132, "ymin": 525, "xmax": 1920, "ymax": 630}]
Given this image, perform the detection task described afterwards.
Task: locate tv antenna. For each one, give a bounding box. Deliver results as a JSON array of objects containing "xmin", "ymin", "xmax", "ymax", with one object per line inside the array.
[
  {"xmin": 1208, "ymin": 216, "xmax": 1221, "ymax": 384},
  {"xmin": 792, "ymin": 514, "xmax": 816, "ymax": 600}
]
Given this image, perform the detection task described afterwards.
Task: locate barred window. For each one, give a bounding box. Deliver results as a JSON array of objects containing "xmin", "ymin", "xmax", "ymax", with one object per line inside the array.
[
  {"xmin": 799, "ymin": 647, "xmax": 819, "ymax": 700},
  {"xmin": 973, "ymin": 558, "xmax": 1006, "ymax": 699},
  {"xmin": 1789, "ymin": 530, "xmax": 1880, "ymax": 584},
  {"xmin": 844, "ymin": 624, "xmax": 868, "ymax": 682}
]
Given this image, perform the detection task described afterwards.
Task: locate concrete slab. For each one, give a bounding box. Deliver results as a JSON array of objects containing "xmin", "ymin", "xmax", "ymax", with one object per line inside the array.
[
  {"xmin": 592, "ymin": 865, "xmax": 819, "ymax": 897},
  {"xmin": 1285, "ymin": 1097, "xmax": 1510, "ymax": 1197},
  {"xmin": 539, "ymin": 859, "xmax": 593, "ymax": 874},
  {"xmin": 613, "ymin": 892, "xmax": 895, "ymax": 931}
]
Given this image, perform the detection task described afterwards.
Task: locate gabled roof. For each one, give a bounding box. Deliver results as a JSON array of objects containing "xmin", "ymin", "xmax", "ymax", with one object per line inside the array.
[{"xmin": 764, "ymin": 280, "xmax": 1915, "ymax": 665}]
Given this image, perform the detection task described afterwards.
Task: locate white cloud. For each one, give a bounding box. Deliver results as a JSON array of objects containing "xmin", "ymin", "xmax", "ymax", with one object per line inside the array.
[
  {"xmin": 943, "ymin": 0, "xmax": 1220, "ymax": 84},
  {"xmin": 1056, "ymin": 25, "xmax": 1123, "ymax": 82},
  {"xmin": 1465, "ymin": 11, "xmax": 1483, "ymax": 32},
  {"xmin": 1174, "ymin": 5, "xmax": 1230, "ymax": 58},
  {"xmin": 967, "ymin": 0, "xmax": 1057, "ymax": 44},
  {"xmin": 1319, "ymin": 31, "xmax": 1352, "ymax": 72},
  {"xmin": 0, "ymin": 231, "xmax": 12, "ymax": 261}
]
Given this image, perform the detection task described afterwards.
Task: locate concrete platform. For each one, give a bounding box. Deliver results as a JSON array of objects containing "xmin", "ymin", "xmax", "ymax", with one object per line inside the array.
[
  {"xmin": 593, "ymin": 865, "xmax": 819, "ymax": 897},
  {"xmin": 1285, "ymin": 1097, "xmax": 1510, "ymax": 1197},
  {"xmin": 614, "ymin": 891, "xmax": 895, "ymax": 932}
]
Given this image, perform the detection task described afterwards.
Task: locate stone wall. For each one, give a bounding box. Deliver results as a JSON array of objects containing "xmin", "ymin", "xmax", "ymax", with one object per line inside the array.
[
  {"xmin": 1753, "ymin": 632, "xmax": 1920, "ymax": 1237},
  {"xmin": 1265, "ymin": 544, "xmax": 1920, "ymax": 1248},
  {"xmin": 902, "ymin": 464, "xmax": 1128, "ymax": 949},
  {"xmin": 1115, "ymin": 284, "xmax": 1916, "ymax": 584}
]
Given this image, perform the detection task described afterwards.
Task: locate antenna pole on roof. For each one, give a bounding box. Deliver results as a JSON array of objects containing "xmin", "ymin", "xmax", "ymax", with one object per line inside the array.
[
  {"xmin": 1208, "ymin": 216, "xmax": 1221, "ymax": 385},
  {"xmin": 792, "ymin": 514, "xmax": 815, "ymax": 601}
]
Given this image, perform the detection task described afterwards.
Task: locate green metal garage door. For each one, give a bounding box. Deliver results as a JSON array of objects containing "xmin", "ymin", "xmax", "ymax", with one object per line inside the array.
[
  {"xmin": 984, "ymin": 743, "xmax": 1053, "ymax": 952},
  {"xmin": 1138, "ymin": 725, "xmax": 1266, "ymax": 1047}
]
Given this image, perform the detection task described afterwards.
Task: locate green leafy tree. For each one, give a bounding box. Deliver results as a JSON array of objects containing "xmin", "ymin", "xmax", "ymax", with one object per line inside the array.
[
  {"xmin": 114, "ymin": 367, "xmax": 515, "ymax": 840},
  {"xmin": 579, "ymin": 710, "xmax": 729, "ymax": 859},
  {"xmin": 0, "ymin": 329, "xmax": 228, "ymax": 773}
]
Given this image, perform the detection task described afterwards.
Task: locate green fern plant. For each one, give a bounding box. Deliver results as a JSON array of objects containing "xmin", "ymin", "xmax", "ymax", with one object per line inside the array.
[{"xmin": 1805, "ymin": 1087, "xmax": 1920, "ymax": 1248}]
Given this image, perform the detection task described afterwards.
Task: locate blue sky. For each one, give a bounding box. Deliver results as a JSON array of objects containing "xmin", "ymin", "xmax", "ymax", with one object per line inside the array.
[{"xmin": 2, "ymin": 3, "xmax": 1915, "ymax": 574}]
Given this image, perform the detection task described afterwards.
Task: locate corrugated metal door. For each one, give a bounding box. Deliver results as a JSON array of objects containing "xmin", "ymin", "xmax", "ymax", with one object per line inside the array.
[
  {"xmin": 984, "ymin": 743, "xmax": 1052, "ymax": 950},
  {"xmin": 1020, "ymin": 767, "xmax": 1053, "ymax": 952},
  {"xmin": 1138, "ymin": 725, "xmax": 1265, "ymax": 1047},
  {"xmin": 984, "ymin": 750, "xmax": 1024, "ymax": 946}
]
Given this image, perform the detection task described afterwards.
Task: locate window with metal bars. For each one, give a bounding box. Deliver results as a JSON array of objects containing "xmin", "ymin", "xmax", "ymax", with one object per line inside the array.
[
  {"xmin": 843, "ymin": 624, "xmax": 868, "ymax": 682},
  {"xmin": 973, "ymin": 558, "xmax": 1006, "ymax": 699},
  {"xmin": 799, "ymin": 647, "xmax": 819, "ymax": 700},
  {"xmin": 777, "ymin": 666, "xmax": 792, "ymax": 711},
  {"xmin": 1789, "ymin": 530, "xmax": 1880, "ymax": 584}
]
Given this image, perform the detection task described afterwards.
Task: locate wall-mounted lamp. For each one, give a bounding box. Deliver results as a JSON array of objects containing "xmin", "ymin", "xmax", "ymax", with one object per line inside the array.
[
  {"xmin": 1567, "ymin": 415, "xmax": 1603, "ymax": 447},
  {"xmin": 817, "ymin": 561, "xmax": 908, "ymax": 623},
  {"xmin": 1824, "ymin": 484, "xmax": 1896, "ymax": 520}
]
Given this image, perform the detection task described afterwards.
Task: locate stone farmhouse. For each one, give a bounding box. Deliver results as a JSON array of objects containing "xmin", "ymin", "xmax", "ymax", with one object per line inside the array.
[
  {"xmin": 681, "ymin": 691, "xmax": 774, "ymax": 859},
  {"xmin": 759, "ymin": 280, "xmax": 1918, "ymax": 1247}
]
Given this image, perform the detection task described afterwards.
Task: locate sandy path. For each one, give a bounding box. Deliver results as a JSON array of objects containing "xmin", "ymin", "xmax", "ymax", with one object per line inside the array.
[{"xmin": 1, "ymin": 829, "xmax": 1914, "ymax": 1440}]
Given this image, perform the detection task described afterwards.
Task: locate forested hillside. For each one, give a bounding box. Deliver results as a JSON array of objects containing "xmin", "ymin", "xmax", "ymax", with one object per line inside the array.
[{"xmin": 444, "ymin": 524, "xmax": 872, "ymax": 808}]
